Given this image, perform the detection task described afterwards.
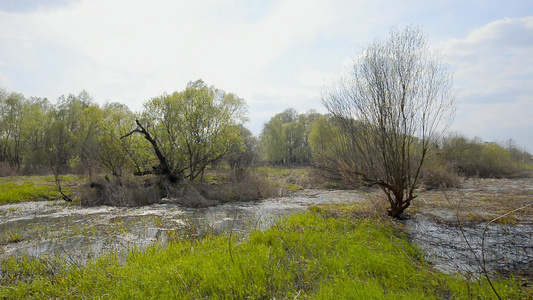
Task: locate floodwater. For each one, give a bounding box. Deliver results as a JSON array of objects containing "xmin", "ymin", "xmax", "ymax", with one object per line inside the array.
[
  {"xmin": 404, "ymin": 214, "xmax": 533, "ymax": 277},
  {"xmin": 404, "ymin": 178, "xmax": 533, "ymax": 277},
  {"xmin": 1, "ymin": 180, "xmax": 532, "ymax": 278},
  {"xmin": 0, "ymin": 189, "xmax": 366, "ymax": 264}
]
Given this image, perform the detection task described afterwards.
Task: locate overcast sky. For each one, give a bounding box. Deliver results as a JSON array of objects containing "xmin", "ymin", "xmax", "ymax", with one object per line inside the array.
[{"xmin": 1, "ymin": 0, "xmax": 532, "ymax": 151}]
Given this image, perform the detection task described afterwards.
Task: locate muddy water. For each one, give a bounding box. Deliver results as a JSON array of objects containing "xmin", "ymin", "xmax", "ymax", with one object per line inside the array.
[
  {"xmin": 0, "ymin": 189, "xmax": 365, "ymax": 264},
  {"xmin": 405, "ymin": 178, "xmax": 533, "ymax": 277},
  {"xmin": 404, "ymin": 214, "xmax": 533, "ymax": 277},
  {"xmin": 1, "ymin": 181, "xmax": 532, "ymax": 278}
]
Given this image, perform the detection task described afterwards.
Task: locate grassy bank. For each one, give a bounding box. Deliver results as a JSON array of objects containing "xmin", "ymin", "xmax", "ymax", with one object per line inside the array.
[
  {"xmin": 0, "ymin": 175, "xmax": 83, "ymax": 204},
  {"xmin": 0, "ymin": 167, "xmax": 313, "ymax": 206},
  {"xmin": 1, "ymin": 207, "xmax": 527, "ymax": 299}
]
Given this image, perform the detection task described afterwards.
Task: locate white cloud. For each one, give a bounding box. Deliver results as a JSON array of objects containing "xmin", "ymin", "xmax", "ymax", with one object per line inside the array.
[
  {"xmin": 440, "ymin": 17, "xmax": 533, "ymax": 150},
  {"xmin": 0, "ymin": 0, "xmax": 330, "ymax": 108},
  {"xmin": 439, "ymin": 17, "xmax": 533, "ymax": 83}
]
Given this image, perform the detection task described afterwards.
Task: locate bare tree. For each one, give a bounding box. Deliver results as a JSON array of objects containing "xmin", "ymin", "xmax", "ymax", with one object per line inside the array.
[{"xmin": 323, "ymin": 26, "xmax": 456, "ymax": 217}]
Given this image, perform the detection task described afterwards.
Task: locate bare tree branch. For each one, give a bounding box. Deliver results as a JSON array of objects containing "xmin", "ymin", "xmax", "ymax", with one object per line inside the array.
[
  {"xmin": 322, "ymin": 26, "xmax": 456, "ymax": 217},
  {"xmin": 122, "ymin": 120, "xmax": 181, "ymax": 183}
]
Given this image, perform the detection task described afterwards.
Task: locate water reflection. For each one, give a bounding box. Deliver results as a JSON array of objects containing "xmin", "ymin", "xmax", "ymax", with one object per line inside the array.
[{"xmin": 404, "ymin": 214, "xmax": 533, "ymax": 277}]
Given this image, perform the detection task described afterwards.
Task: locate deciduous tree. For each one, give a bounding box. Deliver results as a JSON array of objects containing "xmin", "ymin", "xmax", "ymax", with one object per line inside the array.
[
  {"xmin": 323, "ymin": 26, "xmax": 456, "ymax": 217},
  {"xmin": 131, "ymin": 80, "xmax": 247, "ymax": 181},
  {"xmin": 226, "ymin": 125, "xmax": 258, "ymax": 181}
]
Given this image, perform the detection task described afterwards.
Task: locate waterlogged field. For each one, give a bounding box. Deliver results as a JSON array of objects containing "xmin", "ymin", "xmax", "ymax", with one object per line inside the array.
[
  {"xmin": 0, "ymin": 175, "xmax": 531, "ymax": 298},
  {"xmin": 0, "ymin": 190, "xmax": 366, "ymax": 263},
  {"xmin": 1, "ymin": 211, "xmax": 528, "ymax": 299},
  {"xmin": 406, "ymin": 178, "xmax": 533, "ymax": 277}
]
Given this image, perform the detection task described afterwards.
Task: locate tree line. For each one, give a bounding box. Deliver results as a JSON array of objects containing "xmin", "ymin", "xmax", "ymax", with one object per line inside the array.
[
  {"xmin": 0, "ymin": 80, "xmax": 250, "ymax": 182},
  {"xmin": 1, "ymin": 86, "xmax": 529, "ymax": 181},
  {"xmin": 260, "ymin": 110, "xmax": 531, "ymax": 176}
]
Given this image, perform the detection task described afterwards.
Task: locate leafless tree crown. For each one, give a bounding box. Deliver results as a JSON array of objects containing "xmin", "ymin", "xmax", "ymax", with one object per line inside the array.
[{"xmin": 322, "ymin": 26, "xmax": 456, "ymax": 217}]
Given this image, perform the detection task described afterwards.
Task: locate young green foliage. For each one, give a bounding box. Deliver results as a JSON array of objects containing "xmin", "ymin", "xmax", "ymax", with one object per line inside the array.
[
  {"xmin": 139, "ymin": 80, "xmax": 247, "ymax": 181},
  {"xmin": 260, "ymin": 108, "xmax": 321, "ymax": 165}
]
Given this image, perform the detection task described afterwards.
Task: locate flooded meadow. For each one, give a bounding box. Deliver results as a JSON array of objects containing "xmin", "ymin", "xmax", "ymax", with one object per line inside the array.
[{"xmin": 1, "ymin": 178, "xmax": 532, "ymax": 279}]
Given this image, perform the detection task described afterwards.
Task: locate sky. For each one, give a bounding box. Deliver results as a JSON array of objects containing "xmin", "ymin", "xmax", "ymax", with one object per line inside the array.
[{"xmin": 0, "ymin": 0, "xmax": 532, "ymax": 152}]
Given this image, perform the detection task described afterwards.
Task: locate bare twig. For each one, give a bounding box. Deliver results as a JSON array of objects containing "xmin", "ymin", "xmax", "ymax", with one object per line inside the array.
[
  {"xmin": 454, "ymin": 200, "xmax": 493, "ymax": 292},
  {"xmin": 480, "ymin": 203, "xmax": 533, "ymax": 291}
]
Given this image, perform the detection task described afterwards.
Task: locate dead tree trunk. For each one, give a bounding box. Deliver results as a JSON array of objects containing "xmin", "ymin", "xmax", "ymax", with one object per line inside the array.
[{"xmin": 122, "ymin": 120, "xmax": 181, "ymax": 183}]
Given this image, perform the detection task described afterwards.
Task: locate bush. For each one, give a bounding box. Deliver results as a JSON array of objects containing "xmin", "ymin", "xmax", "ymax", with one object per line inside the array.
[
  {"xmin": 80, "ymin": 176, "xmax": 160, "ymax": 207},
  {"xmin": 80, "ymin": 175, "xmax": 227, "ymax": 208},
  {"xmin": 420, "ymin": 166, "xmax": 462, "ymax": 190},
  {"xmin": 194, "ymin": 173, "xmax": 277, "ymax": 202},
  {"xmin": 441, "ymin": 135, "xmax": 523, "ymax": 178},
  {"xmin": 419, "ymin": 155, "xmax": 462, "ymax": 190}
]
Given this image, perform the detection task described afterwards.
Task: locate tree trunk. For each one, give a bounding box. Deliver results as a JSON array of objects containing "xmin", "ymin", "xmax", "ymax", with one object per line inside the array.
[{"xmin": 122, "ymin": 120, "xmax": 182, "ymax": 183}]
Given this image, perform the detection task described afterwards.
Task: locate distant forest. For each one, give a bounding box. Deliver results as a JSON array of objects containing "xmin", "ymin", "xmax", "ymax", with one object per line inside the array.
[{"xmin": 0, "ymin": 85, "xmax": 531, "ymax": 185}]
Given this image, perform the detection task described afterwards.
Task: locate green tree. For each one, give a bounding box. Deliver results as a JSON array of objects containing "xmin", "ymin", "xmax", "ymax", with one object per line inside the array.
[
  {"xmin": 226, "ymin": 125, "xmax": 258, "ymax": 181},
  {"xmin": 260, "ymin": 115, "xmax": 287, "ymax": 164},
  {"xmin": 0, "ymin": 91, "xmax": 26, "ymax": 170},
  {"xmin": 76, "ymin": 104, "xmax": 104, "ymax": 178},
  {"xmin": 284, "ymin": 121, "xmax": 306, "ymax": 164},
  {"xmin": 309, "ymin": 115, "xmax": 362, "ymax": 185},
  {"xmin": 133, "ymin": 80, "xmax": 247, "ymax": 181},
  {"xmin": 441, "ymin": 134, "xmax": 521, "ymax": 178},
  {"xmin": 22, "ymin": 97, "xmax": 53, "ymax": 172},
  {"xmin": 260, "ymin": 108, "xmax": 320, "ymax": 165},
  {"xmin": 96, "ymin": 102, "xmax": 136, "ymax": 177},
  {"xmin": 48, "ymin": 91, "xmax": 100, "ymax": 175}
]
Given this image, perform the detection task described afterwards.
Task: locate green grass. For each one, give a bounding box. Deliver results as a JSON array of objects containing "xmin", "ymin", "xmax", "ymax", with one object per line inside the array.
[
  {"xmin": 254, "ymin": 166, "xmax": 311, "ymax": 191},
  {"xmin": 3, "ymin": 232, "xmax": 23, "ymax": 244},
  {"xmin": 1, "ymin": 209, "xmax": 528, "ymax": 299},
  {"xmin": 0, "ymin": 175, "xmax": 83, "ymax": 204},
  {"xmin": 521, "ymin": 161, "xmax": 533, "ymax": 170}
]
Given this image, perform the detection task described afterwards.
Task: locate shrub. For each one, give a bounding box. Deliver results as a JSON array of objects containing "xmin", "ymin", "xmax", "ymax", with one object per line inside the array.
[
  {"xmin": 441, "ymin": 135, "xmax": 522, "ymax": 178},
  {"xmin": 419, "ymin": 154, "xmax": 462, "ymax": 190},
  {"xmin": 80, "ymin": 176, "xmax": 160, "ymax": 207},
  {"xmin": 194, "ymin": 173, "xmax": 277, "ymax": 202}
]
